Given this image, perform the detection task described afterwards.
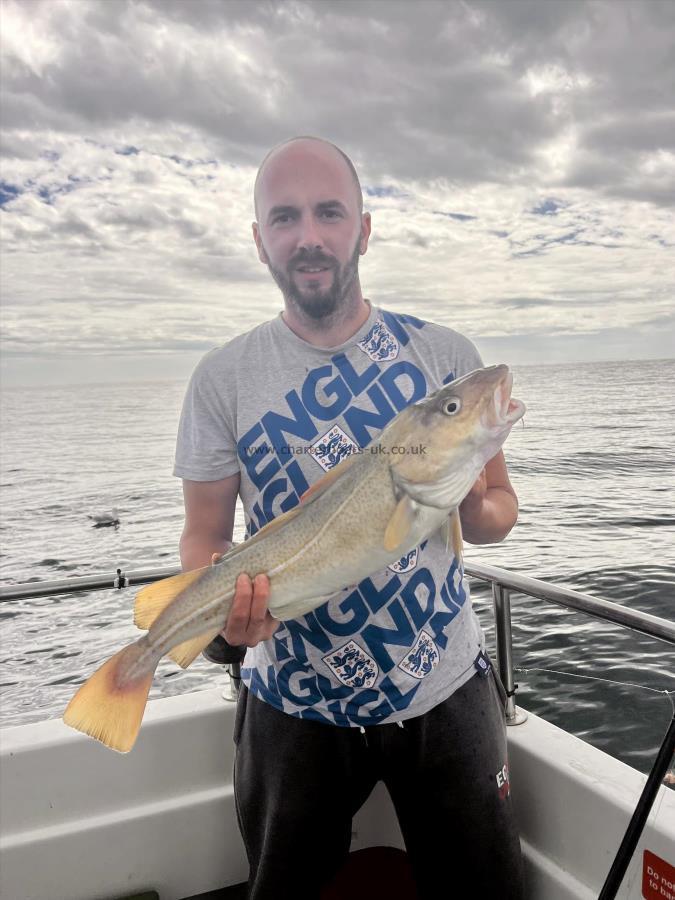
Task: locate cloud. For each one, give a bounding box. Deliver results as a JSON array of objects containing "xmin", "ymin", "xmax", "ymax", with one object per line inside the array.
[
  {"xmin": 3, "ymin": 0, "xmax": 673, "ymax": 196},
  {"xmin": 1, "ymin": 0, "xmax": 674, "ymax": 385}
]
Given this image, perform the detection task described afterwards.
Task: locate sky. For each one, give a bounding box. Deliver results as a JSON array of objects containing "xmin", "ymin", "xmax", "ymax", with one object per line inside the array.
[{"xmin": 1, "ymin": 0, "xmax": 674, "ymax": 387}]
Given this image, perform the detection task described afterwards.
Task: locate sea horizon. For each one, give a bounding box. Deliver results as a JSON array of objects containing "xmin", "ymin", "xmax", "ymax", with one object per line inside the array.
[{"xmin": 2, "ymin": 353, "xmax": 674, "ymax": 392}]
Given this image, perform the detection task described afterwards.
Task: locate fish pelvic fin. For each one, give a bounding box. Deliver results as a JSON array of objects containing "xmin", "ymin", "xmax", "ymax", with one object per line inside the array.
[
  {"xmin": 134, "ymin": 567, "xmax": 210, "ymax": 630},
  {"xmin": 299, "ymin": 453, "xmax": 360, "ymax": 504},
  {"xmin": 63, "ymin": 641, "xmax": 156, "ymax": 753},
  {"xmin": 168, "ymin": 626, "xmax": 224, "ymax": 669},
  {"xmin": 384, "ymin": 495, "xmax": 418, "ymax": 552}
]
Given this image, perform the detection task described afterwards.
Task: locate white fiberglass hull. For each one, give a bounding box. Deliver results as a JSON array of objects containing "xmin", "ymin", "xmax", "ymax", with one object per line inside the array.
[{"xmin": 1, "ymin": 684, "xmax": 674, "ymax": 900}]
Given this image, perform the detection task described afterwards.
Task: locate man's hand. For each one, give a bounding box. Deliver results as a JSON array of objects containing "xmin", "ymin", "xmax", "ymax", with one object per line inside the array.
[
  {"xmin": 221, "ymin": 573, "xmax": 279, "ymax": 647},
  {"xmin": 459, "ymin": 452, "xmax": 518, "ymax": 545},
  {"xmin": 459, "ymin": 467, "xmax": 487, "ymax": 521}
]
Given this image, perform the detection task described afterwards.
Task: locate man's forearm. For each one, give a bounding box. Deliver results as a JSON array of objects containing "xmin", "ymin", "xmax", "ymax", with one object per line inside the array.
[
  {"xmin": 179, "ymin": 532, "xmax": 233, "ymax": 571},
  {"xmin": 460, "ymin": 487, "xmax": 518, "ymax": 545}
]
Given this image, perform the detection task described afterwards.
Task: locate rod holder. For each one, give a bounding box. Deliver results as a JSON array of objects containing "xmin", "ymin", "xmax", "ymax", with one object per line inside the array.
[
  {"xmin": 221, "ymin": 663, "xmax": 242, "ymax": 703},
  {"xmin": 492, "ymin": 582, "xmax": 528, "ymax": 726}
]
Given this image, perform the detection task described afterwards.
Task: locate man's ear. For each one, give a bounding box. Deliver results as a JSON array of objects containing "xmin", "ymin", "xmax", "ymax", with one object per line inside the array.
[
  {"xmin": 252, "ymin": 222, "xmax": 269, "ymax": 264},
  {"xmin": 359, "ymin": 212, "xmax": 372, "ymax": 255}
]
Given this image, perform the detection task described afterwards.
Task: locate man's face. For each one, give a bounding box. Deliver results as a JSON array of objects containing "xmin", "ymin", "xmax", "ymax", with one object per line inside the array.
[{"xmin": 253, "ymin": 142, "xmax": 371, "ymax": 320}]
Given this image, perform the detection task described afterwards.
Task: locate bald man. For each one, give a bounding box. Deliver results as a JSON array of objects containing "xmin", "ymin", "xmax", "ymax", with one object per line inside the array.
[{"xmin": 174, "ymin": 137, "xmax": 524, "ymax": 898}]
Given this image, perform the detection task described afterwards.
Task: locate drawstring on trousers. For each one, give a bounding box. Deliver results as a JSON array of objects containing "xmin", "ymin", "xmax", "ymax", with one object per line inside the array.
[{"xmin": 358, "ymin": 720, "xmax": 405, "ymax": 742}]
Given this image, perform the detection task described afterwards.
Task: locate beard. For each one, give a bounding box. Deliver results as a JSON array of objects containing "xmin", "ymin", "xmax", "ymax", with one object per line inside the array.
[{"xmin": 267, "ymin": 237, "xmax": 361, "ymax": 321}]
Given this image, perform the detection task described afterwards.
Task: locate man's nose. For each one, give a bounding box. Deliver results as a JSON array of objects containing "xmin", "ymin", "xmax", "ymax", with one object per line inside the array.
[{"xmin": 297, "ymin": 214, "xmax": 323, "ymax": 251}]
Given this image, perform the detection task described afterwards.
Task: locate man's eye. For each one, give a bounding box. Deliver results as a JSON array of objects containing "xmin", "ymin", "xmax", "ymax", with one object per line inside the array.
[
  {"xmin": 272, "ymin": 214, "xmax": 292, "ymax": 225},
  {"xmin": 321, "ymin": 210, "xmax": 340, "ymax": 219}
]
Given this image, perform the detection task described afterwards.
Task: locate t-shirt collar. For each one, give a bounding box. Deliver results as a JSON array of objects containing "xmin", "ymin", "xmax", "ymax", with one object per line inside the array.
[{"xmin": 271, "ymin": 300, "xmax": 381, "ymax": 354}]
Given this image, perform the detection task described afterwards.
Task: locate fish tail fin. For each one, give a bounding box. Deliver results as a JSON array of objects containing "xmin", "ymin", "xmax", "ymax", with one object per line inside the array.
[{"xmin": 63, "ymin": 640, "xmax": 157, "ymax": 753}]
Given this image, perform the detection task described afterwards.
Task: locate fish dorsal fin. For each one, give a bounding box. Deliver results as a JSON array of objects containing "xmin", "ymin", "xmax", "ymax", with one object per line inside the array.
[
  {"xmin": 168, "ymin": 626, "xmax": 224, "ymax": 669},
  {"xmin": 252, "ymin": 502, "xmax": 305, "ymax": 539},
  {"xmin": 134, "ymin": 567, "xmax": 210, "ymax": 630},
  {"xmin": 203, "ymin": 503, "xmax": 307, "ymax": 568},
  {"xmin": 300, "ymin": 453, "xmax": 360, "ymax": 504},
  {"xmin": 384, "ymin": 495, "xmax": 418, "ymax": 552}
]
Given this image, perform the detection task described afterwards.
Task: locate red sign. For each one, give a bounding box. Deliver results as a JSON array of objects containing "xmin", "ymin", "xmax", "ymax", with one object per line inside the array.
[{"xmin": 643, "ymin": 850, "xmax": 675, "ymax": 900}]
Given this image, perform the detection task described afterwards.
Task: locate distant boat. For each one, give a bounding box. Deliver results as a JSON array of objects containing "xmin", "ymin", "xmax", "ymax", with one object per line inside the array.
[{"xmin": 87, "ymin": 507, "xmax": 120, "ymax": 527}]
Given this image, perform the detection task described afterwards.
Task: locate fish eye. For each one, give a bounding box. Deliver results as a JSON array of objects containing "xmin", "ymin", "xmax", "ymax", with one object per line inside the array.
[{"xmin": 442, "ymin": 397, "xmax": 461, "ymax": 415}]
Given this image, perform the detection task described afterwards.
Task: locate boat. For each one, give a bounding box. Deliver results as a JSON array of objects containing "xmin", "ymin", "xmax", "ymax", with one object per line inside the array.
[{"xmin": 1, "ymin": 562, "xmax": 674, "ymax": 900}]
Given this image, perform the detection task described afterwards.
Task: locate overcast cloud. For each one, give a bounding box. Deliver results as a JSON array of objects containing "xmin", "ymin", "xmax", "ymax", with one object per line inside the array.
[{"xmin": 1, "ymin": 0, "xmax": 673, "ymax": 385}]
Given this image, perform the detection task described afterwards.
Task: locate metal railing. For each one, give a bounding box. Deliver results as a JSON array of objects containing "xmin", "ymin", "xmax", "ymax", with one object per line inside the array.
[
  {"xmin": 0, "ymin": 566, "xmax": 181, "ymax": 602},
  {"xmin": 464, "ymin": 561, "xmax": 675, "ymax": 724},
  {"xmin": 1, "ymin": 561, "xmax": 674, "ymax": 724}
]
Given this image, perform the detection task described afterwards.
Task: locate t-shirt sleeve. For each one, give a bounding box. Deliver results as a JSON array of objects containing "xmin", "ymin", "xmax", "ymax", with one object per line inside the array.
[
  {"xmin": 173, "ymin": 352, "xmax": 240, "ymax": 481},
  {"xmin": 452, "ymin": 332, "xmax": 484, "ymax": 379},
  {"xmin": 427, "ymin": 325, "xmax": 485, "ymax": 384}
]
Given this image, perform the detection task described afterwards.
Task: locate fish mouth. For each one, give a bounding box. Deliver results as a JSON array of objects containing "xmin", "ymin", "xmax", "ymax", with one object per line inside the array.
[{"xmin": 486, "ymin": 370, "xmax": 526, "ymax": 429}]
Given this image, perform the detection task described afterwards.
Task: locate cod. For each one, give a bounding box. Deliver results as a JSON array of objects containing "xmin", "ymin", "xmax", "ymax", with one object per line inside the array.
[{"xmin": 64, "ymin": 364, "xmax": 525, "ymax": 752}]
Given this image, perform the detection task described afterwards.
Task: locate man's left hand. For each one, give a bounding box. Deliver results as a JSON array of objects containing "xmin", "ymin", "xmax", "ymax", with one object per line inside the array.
[
  {"xmin": 458, "ymin": 453, "xmax": 518, "ymax": 544},
  {"xmin": 459, "ymin": 467, "xmax": 487, "ymax": 521}
]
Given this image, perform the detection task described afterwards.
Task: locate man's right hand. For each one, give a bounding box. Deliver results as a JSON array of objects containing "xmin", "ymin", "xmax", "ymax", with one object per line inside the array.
[
  {"xmin": 221, "ymin": 572, "xmax": 279, "ymax": 648},
  {"xmin": 180, "ymin": 476, "xmax": 279, "ymax": 648}
]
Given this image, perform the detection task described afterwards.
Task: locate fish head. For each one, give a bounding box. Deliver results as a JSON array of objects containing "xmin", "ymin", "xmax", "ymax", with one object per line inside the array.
[{"xmin": 385, "ymin": 364, "xmax": 526, "ymax": 508}]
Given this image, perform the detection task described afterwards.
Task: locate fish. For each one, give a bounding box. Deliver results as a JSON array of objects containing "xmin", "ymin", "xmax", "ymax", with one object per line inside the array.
[{"xmin": 64, "ymin": 364, "xmax": 526, "ymax": 752}]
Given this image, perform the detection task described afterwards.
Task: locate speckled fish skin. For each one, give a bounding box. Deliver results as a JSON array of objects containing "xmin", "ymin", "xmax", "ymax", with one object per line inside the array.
[{"xmin": 128, "ymin": 364, "xmax": 526, "ymax": 678}]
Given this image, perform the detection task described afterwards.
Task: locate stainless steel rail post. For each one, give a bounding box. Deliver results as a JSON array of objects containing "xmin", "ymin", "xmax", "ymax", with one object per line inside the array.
[{"xmin": 492, "ymin": 582, "xmax": 527, "ymax": 725}]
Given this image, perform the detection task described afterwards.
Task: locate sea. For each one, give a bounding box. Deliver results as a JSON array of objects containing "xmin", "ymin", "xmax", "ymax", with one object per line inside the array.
[{"xmin": 1, "ymin": 358, "xmax": 674, "ymax": 782}]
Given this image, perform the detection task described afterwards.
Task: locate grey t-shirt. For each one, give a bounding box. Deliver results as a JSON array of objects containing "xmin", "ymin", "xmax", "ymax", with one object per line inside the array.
[{"xmin": 174, "ymin": 303, "xmax": 487, "ymax": 726}]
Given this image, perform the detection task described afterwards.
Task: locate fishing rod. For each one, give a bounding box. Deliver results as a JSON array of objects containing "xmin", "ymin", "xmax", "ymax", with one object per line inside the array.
[
  {"xmin": 0, "ymin": 565, "xmax": 180, "ymax": 601},
  {"xmin": 598, "ymin": 712, "xmax": 675, "ymax": 899}
]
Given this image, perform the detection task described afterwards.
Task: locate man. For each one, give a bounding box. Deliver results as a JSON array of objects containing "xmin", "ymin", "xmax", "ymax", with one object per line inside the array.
[{"xmin": 174, "ymin": 136, "xmax": 524, "ymax": 898}]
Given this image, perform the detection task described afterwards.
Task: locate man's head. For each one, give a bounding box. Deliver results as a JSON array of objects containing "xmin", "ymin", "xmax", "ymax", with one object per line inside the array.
[{"xmin": 252, "ymin": 136, "xmax": 371, "ymax": 322}]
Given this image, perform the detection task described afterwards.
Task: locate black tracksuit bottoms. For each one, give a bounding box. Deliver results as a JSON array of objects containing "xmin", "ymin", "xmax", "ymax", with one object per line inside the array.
[{"xmin": 233, "ymin": 667, "xmax": 524, "ymax": 899}]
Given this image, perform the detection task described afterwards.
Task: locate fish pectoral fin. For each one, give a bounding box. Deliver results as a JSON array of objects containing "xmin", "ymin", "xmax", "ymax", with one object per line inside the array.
[
  {"xmin": 439, "ymin": 509, "xmax": 463, "ymax": 561},
  {"xmin": 450, "ymin": 508, "xmax": 463, "ymax": 562},
  {"xmin": 384, "ymin": 495, "xmax": 418, "ymax": 553},
  {"xmin": 168, "ymin": 626, "xmax": 224, "ymax": 669},
  {"xmin": 439, "ymin": 517, "xmax": 450, "ymax": 553},
  {"xmin": 134, "ymin": 567, "xmax": 210, "ymax": 630},
  {"xmin": 299, "ymin": 453, "xmax": 360, "ymax": 504}
]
